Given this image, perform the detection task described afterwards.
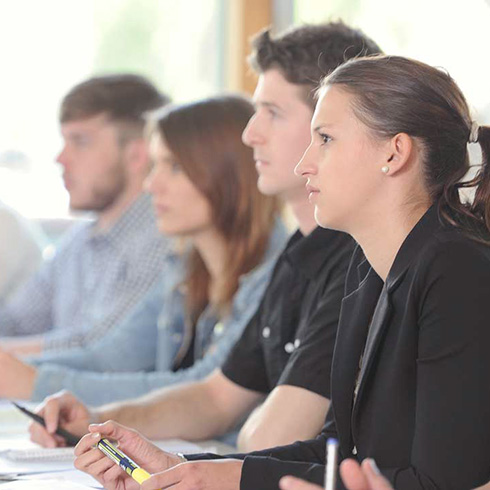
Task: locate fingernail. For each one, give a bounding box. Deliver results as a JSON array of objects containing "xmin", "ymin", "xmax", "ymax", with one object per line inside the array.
[
  {"xmin": 92, "ymin": 432, "xmax": 100, "ymax": 440},
  {"xmin": 367, "ymin": 458, "xmax": 380, "ymax": 475},
  {"xmin": 279, "ymin": 476, "xmax": 292, "ymax": 489},
  {"xmin": 89, "ymin": 423, "xmax": 101, "ymax": 428}
]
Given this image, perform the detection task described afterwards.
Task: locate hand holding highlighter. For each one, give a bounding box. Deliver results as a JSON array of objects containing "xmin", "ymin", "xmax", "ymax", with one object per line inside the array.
[{"xmin": 97, "ymin": 438, "xmax": 151, "ymax": 484}]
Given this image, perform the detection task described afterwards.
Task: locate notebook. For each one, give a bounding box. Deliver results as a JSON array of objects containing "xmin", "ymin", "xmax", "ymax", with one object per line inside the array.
[{"xmin": 1, "ymin": 447, "xmax": 74, "ymax": 462}]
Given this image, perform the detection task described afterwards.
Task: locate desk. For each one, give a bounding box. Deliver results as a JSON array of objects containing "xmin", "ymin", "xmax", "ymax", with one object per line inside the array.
[{"xmin": 0, "ymin": 401, "xmax": 234, "ymax": 486}]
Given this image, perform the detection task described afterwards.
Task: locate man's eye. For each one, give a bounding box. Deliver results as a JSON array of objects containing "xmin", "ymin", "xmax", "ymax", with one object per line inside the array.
[{"xmin": 73, "ymin": 137, "xmax": 90, "ymax": 147}]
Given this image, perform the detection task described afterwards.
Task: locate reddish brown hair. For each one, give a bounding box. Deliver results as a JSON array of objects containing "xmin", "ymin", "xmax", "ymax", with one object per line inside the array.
[{"xmin": 150, "ymin": 95, "xmax": 279, "ymax": 321}]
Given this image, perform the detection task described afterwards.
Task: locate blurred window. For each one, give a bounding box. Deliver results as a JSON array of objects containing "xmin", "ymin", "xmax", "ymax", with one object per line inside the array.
[
  {"xmin": 294, "ymin": 0, "xmax": 490, "ymax": 123},
  {"xmin": 0, "ymin": 0, "xmax": 225, "ymax": 220}
]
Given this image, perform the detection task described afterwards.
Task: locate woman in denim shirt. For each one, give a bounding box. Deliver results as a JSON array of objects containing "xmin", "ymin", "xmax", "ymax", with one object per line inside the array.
[{"xmin": 0, "ymin": 96, "xmax": 287, "ymax": 408}]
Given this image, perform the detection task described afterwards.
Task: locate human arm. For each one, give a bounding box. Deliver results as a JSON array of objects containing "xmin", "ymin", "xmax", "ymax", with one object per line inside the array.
[
  {"xmin": 0, "ymin": 348, "xmax": 37, "ymax": 399},
  {"xmin": 0, "ymin": 285, "xmax": 163, "ymax": 402},
  {"xmin": 97, "ymin": 370, "xmax": 262, "ymax": 441},
  {"xmin": 76, "ymin": 420, "xmax": 243, "ymax": 490},
  {"xmin": 30, "ymin": 370, "xmax": 262, "ymax": 446},
  {"xmin": 235, "ymin": 275, "xmax": 343, "ymax": 452},
  {"xmin": 0, "ymin": 334, "xmax": 44, "ymax": 356},
  {"xmin": 237, "ymin": 386, "xmax": 329, "ymax": 452},
  {"xmin": 74, "ymin": 420, "xmax": 182, "ymax": 490},
  {"xmin": 30, "ymin": 252, "xmax": 274, "ymax": 405}
]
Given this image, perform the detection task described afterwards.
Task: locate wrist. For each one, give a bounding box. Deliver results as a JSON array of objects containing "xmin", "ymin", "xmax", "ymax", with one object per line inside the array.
[{"xmin": 176, "ymin": 452, "xmax": 187, "ymax": 464}]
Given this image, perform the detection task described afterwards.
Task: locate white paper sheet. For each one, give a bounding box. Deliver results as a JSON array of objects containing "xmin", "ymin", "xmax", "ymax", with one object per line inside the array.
[
  {"xmin": 0, "ymin": 480, "xmax": 95, "ymax": 489},
  {"xmin": 18, "ymin": 469, "xmax": 103, "ymax": 488}
]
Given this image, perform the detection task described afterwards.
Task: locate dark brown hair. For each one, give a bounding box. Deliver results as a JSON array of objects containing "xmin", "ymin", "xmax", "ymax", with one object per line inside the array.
[
  {"xmin": 248, "ymin": 22, "xmax": 382, "ymax": 108},
  {"xmin": 149, "ymin": 95, "xmax": 279, "ymax": 321},
  {"xmin": 60, "ymin": 74, "xmax": 169, "ymax": 143},
  {"xmin": 322, "ymin": 55, "xmax": 490, "ymax": 242}
]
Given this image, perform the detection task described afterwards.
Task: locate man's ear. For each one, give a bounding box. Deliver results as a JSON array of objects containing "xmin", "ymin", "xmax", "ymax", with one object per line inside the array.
[
  {"xmin": 123, "ymin": 138, "xmax": 150, "ymax": 175},
  {"xmin": 383, "ymin": 133, "xmax": 414, "ymax": 176}
]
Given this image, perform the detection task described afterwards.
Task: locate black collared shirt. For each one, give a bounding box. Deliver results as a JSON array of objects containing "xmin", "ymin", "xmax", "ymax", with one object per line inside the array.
[{"xmin": 221, "ymin": 226, "xmax": 354, "ymax": 398}]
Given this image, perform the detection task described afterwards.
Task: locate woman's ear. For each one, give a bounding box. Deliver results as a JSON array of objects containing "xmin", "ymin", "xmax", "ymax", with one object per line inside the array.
[{"xmin": 382, "ymin": 133, "xmax": 414, "ymax": 176}]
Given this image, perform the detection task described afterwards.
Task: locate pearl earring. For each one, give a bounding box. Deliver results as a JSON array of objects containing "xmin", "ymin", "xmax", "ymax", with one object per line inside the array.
[{"xmin": 381, "ymin": 166, "xmax": 390, "ymax": 174}]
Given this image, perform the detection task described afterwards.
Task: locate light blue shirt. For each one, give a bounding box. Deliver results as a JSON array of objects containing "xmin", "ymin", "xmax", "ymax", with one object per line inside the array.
[
  {"xmin": 0, "ymin": 200, "xmax": 45, "ymax": 301},
  {"xmin": 29, "ymin": 220, "xmax": 288, "ymax": 406},
  {"xmin": 0, "ymin": 194, "xmax": 171, "ymax": 350}
]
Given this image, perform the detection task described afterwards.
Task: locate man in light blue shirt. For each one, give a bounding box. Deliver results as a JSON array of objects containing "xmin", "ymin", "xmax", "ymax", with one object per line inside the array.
[
  {"xmin": 0, "ymin": 74, "xmax": 172, "ymax": 353},
  {"xmin": 0, "ymin": 200, "xmax": 45, "ymax": 300}
]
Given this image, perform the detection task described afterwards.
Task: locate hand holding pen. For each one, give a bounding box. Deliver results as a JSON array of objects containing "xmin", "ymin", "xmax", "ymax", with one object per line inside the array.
[
  {"xmin": 26, "ymin": 391, "xmax": 92, "ymax": 448},
  {"xmin": 11, "ymin": 401, "xmax": 80, "ymax": 446}
]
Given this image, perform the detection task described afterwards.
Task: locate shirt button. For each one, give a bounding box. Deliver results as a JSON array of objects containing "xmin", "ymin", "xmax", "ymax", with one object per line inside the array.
[
  {"xmin": 352, "ymin": 446, "xmax": 357, "ymax": 455},
  {"xmin": 262, "ymin": 326, "xmax": 271, "ymax": 339},
  {"xmin": 213, "ymin": 322, "xmax": 224, "ymax": 336},
  {"xmin": 294, "ymin": 339, "xmax": 301, "ymax": 349},
  {"xmin": 284, "ymin": 342, "xmax": 295, "ymax": 353}
]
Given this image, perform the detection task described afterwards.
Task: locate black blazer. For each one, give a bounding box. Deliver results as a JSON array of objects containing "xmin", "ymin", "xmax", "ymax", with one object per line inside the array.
[{"xmin": 239, "ymin": 206, "xmax": 490, "ymax": 489}]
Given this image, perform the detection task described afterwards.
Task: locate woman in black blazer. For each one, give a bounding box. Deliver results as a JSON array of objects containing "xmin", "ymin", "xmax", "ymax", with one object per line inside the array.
[
  {"xmin": 247, "ymin": 55, "xmax": 490, "ymax": 489},
  {"xmin": 72, "ymin": 56, "xmax": 490, "ymax": 490}
]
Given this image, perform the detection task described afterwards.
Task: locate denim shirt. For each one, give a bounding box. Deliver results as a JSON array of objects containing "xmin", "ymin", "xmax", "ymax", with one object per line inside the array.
[{"xmin": 30, "ymin": 220, "xmax": 288, "ymax": 407}]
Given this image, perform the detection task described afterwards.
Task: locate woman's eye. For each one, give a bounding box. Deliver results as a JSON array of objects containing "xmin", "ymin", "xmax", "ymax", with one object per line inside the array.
[
  {"xmin": 319, "ymin": 133, "xmax": 331, "ymax": 145},
  {"xmin": 170, "ymin": 161, "xmax": 182, "ymax": 174}
]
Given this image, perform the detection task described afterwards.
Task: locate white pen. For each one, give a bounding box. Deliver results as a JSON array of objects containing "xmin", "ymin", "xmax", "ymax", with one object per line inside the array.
[{"xmin": 325, "ymin": 438, "xmax": 338, "ymax": 490}]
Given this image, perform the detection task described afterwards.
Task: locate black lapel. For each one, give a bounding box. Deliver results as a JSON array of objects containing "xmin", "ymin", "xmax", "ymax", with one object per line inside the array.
[
  {"xmin": 331, "ymin": 266, "xmax": 383, "ymax": 456},
  {"xmin": 351, "ymin": 286, "xmax": 392, "ymax": 426},
  {"xmin": 351, "ymin": 204, "xmax": 441, "ymax": 425}
]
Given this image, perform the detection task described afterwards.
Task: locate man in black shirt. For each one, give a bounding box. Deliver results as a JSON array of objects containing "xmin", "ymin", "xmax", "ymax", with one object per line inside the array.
[{"xmin": 35, "ymin": 21, "xmax": 381, "ymax": 490}]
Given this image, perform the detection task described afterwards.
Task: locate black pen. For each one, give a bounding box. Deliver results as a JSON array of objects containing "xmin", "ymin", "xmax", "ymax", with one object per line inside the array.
[{"xmin": 11, "ymin": 401, "xmax": 81, "ymax": 446}]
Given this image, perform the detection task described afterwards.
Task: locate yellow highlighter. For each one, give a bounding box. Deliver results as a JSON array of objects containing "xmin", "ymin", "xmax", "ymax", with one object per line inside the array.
[{"xmin": 97, "ymin": 438, "xmax": 151, "ymax": 484}]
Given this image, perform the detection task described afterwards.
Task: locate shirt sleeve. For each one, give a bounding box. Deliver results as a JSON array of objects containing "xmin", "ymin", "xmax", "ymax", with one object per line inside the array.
[
  {"xmin": 0, "ymin": 208, "xmax": 43, "ymax": 300},
  {"xmin": 0, "ymin": 223, "xmax": 82, "ymax": 338},
  {"xmin": 185, "ymin": 410, "xmax": 339, "ymax": 488},
  {"xmin": 0, "ymin": 255, "xmax": 55, "ymax": 337},
  {"xmin": 226, "ymin": 241, "xmax": 490, "ymax": 490},
  {"xmin": 42, "ymin": 237, "xmax": 172, "ymax": 351},
  {"xmin": 276, "ymin": 255, "xmax": 348, "ymax": 398},
  {"xmin": 29, "ymin": 279, "xmax": 165, "ymax": 404},
  {"xmin": 30, "ymin": 252, "xmax": 276, "ymax": 406},
  {"xmin": 375, "ymin": 241, "xmax": 490, "ymax": 489},
  {"xmin": 220, "ymin": 305, "xmax": 269, "ymax": 393}
]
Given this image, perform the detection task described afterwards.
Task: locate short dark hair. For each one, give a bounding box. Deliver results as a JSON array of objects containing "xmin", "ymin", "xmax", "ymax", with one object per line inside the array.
[
  {"xmin": 60, "ymin": 74, "xmax": 169, "ymax": 139},
  {"xmin": 248, "ymin": 22, "xmax": 382, "ymax": 107}
]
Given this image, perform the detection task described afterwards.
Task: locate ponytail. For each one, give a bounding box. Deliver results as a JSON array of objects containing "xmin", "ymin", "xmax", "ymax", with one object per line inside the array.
[
  {"xmin": 321, "ymin": 55, "xmax": 490, "ymax": 244},
  {"xmin": 470, "ymin": 125, "xmax": 490, "ymax": 232},
  {"xmin": 440, "ymin": 124, "xmax": 490, "ymax": 244}
]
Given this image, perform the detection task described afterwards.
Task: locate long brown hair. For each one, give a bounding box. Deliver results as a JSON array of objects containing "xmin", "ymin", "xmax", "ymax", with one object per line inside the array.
[
  {"xmin": 149, "ymin": 95, "xmax": 279, "ymax": 322},
  {"xmin": 321, "ymin": 55, "xmax": 490, "ymax": 243}
]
